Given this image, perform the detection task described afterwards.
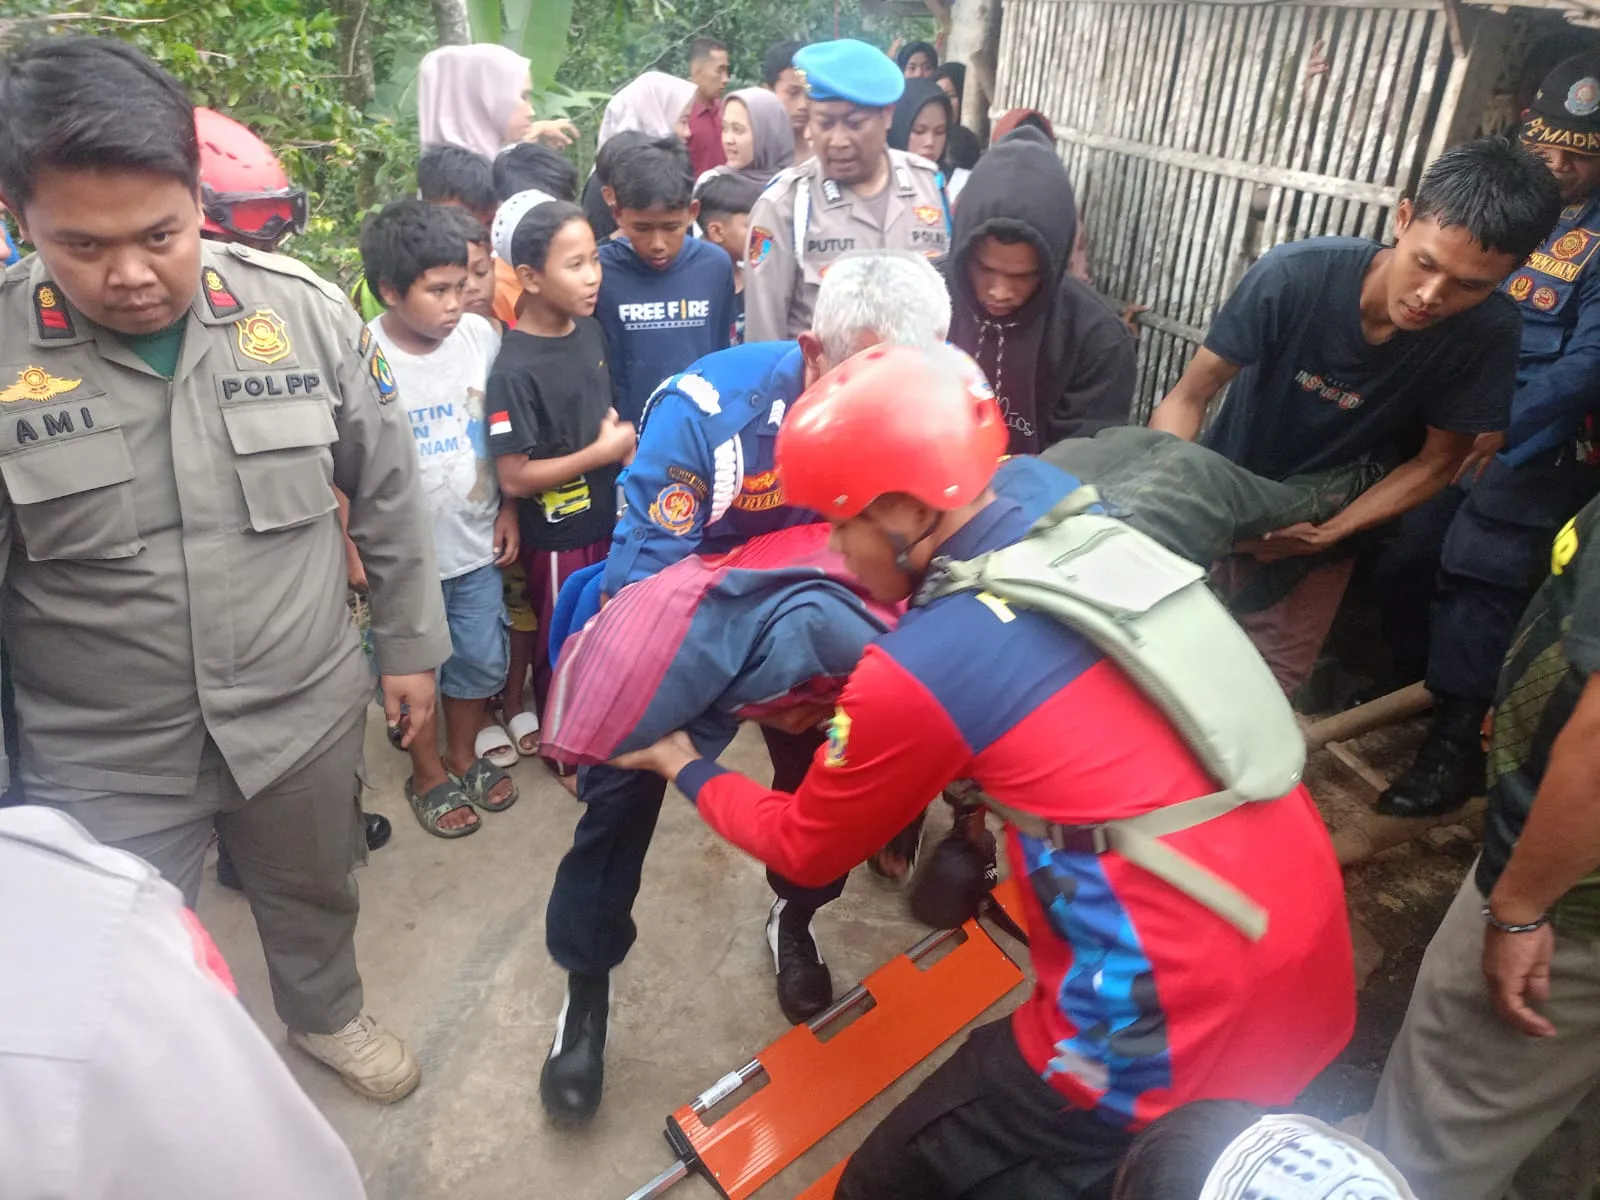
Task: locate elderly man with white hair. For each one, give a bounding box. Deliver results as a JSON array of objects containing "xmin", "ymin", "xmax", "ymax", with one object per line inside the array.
[{"xmin": 538, "ymin": 252, "xmax": 952, "ymax": 1124}]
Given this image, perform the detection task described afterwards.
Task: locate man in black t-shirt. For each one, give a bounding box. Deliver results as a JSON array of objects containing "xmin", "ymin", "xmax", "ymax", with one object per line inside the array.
[{"xmin": 1150, "ymin": 137, "xmax": 1562, "ymax": 693}]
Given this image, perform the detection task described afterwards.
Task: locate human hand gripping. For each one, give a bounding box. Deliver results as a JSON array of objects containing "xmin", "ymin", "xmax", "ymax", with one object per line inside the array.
[
  {"xmin": 597, "ymin": 408, "xmax": 637, "ymax": 466},
  {"xmin": 610, "ymin": 730, "xmax": 700, "ymax": 779},
  {"xmin": 382, "ymin": 673, "xmax": 437, "ymax": 750},
  {"xmin": 1454, "ymin": 432, "xmax": 1505, "ymax": 486},
  {"xmin": 1233, "ymin": 521, "xmax": 1338, "ymax": 562}
]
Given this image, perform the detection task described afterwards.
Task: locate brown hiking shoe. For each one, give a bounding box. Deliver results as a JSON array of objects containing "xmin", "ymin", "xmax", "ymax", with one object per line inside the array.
[{"xmin": 289, "ymin": 1013, "xmax": 420, "ymax": 1103}]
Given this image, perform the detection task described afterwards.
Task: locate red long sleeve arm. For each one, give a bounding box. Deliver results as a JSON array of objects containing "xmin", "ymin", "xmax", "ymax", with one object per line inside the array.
[{"xmin": 679, "ymin": 648, "xmax": 974, "ymax": 886}]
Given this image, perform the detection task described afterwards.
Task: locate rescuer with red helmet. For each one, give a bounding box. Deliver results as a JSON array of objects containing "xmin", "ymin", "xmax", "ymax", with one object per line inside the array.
[
  {"xmin": 614, "ymin": 344, "xmax": 1356, "ymax": 1197},
  {"xmin": 195, "ymin": 106, "xmax": 307, "ymax": 251}
]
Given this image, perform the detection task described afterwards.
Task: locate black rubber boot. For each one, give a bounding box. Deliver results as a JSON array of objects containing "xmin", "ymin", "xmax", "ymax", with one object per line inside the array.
[
  {"xmin": 1377, "ymin": 697, "xmax": 1488, "ymax": 819},
  {"xmin": 909, "ymin": 805, "xmax": 997, "ymax": 930},
  {"xmin": 364, "ymin": 811, "xmax": 392, "ymax": 851},
  {"xmin": 540, "ymin": 971, "xmax": 609, "ymax": 1123},
  {"xmin": 768, "ymin": 899, "xmax": 833, "ymax": 1025}
]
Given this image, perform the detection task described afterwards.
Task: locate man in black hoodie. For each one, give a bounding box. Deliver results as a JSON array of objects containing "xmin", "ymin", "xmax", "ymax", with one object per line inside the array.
[{"xmin": 942, "ymin": 125, "xmax": 1136, "ymax": 454}]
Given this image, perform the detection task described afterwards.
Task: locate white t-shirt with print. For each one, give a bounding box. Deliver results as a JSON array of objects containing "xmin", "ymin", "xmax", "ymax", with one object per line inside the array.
[{"xmin": 368, "ymin": 312, "xmax": 503, "ymax": 580}]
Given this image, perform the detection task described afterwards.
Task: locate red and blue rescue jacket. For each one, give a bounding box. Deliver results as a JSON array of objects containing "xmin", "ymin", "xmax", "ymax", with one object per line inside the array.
[{"xmin": 677, "ymin": 488, "xmax": 1355, "ymax": 1129}]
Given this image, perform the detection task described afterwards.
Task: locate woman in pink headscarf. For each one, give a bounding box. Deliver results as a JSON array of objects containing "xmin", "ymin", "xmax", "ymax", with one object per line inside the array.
[{"xmin": 418, "ymin": 44, "xmax": 579, "ymax": 158}]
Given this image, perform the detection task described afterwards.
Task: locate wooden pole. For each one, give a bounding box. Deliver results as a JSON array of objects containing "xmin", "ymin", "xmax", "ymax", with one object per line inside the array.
[{"xmin": 1301, "ymin": 682, "xmax": 1433, "ymax": 753}]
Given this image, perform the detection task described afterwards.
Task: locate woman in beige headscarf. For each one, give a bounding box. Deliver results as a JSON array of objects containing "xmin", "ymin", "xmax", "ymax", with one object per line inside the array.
[
  {"xmin": 596, "ymin": 70, "xmax": 698, "ymax": 149},
  {"xmin": 418, "ymin": 44, "xmax": 578, "ymax": 158}
]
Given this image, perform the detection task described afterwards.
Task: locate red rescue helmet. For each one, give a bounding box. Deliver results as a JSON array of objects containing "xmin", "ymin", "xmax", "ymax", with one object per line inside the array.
[
  {"xmin": 777, "ymin": 344, "xmax": 1007, "ymax": 519},
  {"xmin": 195, "ymin": 107, "xmax": 307, "ymax": 247}
]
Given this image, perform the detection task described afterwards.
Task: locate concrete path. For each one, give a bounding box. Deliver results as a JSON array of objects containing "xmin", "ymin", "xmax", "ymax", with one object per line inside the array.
[{"xmin": 197, "ymin": 714, "xmax": 1027, "ymax": 1199}]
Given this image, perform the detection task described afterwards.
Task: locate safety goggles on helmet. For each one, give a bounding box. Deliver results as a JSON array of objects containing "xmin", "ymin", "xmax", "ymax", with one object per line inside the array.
[{"xmin": 201, "ymin": 183, "xmax": 308, "ymax": 245}]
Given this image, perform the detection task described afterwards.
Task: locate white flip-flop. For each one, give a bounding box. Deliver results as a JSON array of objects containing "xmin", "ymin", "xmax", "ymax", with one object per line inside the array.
[
  {"xmin": 475, "ymin": 724, "xmax": 518, "ymax": 769},
  {"xmin": 506, "ymin": 710, "xmax": 541, "ymax": 757}
]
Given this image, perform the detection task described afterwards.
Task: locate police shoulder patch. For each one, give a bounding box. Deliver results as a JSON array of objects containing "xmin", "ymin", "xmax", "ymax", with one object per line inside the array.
[
  {"xmin": 33, "ymin": 282, "xmax": 75, "ymax": 340},
  {"xmin": 647, "ymin": 482, "xmax": 699, "ymax": 535},
  {"xmin": 202, "ymin": 266, "xmax": 244, "ymax": 318},
  {"xmin": 369, "ymin": 346, "xmax": 397, "ymax": 403},
  {"xmin": 749, "ymin": 227, "xmax": 775, "ymax": 269}
]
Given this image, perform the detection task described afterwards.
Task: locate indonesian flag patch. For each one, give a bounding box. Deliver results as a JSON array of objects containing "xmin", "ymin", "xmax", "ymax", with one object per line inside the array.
[{"xmin": 489, "ymin": 410, "xmax": 513, "ymax": 436}]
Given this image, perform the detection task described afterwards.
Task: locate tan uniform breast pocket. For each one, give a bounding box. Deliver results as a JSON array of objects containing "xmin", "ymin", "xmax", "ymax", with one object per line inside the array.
[
  {"xmin": 219, "ymin": 393, "xmax": 338, "ymax": 534},
  {"xmin": 0, "ymin": 424, "xmax": 143, "ymax": 561}
]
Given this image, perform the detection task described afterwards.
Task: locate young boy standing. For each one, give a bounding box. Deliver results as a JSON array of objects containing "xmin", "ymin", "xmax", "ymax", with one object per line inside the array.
[
  {"xmin": 695, "ymin": 173, "xmax": 761, "ymax": 345},
  {"xmin": 596, "ymin": 138, "xmax": 735, "ymax": 422},
  {"xmin": 361, "ymin": 200, "xmax": 520, "ymax": 837},
  {"xmin": 489, "ymin": 200, "xmax": 637, "ymax": 731}
]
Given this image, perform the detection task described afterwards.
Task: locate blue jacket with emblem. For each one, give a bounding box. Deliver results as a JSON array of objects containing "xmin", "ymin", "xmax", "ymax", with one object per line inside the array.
[
  {"xmin": 1502, "ymin": 194, "xmax": 1600, "ymax": 467},
  {"xmin": 603, "ymin": 340, "xmax": 820, "ymax": 596}
]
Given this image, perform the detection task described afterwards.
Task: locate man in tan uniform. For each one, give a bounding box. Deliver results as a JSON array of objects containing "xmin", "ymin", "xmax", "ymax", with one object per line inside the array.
[
  {"xmin": 0, "ymin": 37, "xmax": 450, "ymax": 1102},
  {"xmin": 745, "ymin": 38, "xmax": 950, "ymax": 342}
]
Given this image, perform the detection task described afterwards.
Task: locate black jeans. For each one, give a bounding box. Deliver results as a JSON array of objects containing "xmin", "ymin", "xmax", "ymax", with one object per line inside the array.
[
  {"xmin": 1372, "ymin": 450, "xmax": 1600, "ymax": 702},
  {"xmin": 838, "ymin": 1019, "xmax": 1131, "ymax": 1200},
  {"xmin": 545, "ymin": 725, "xmax": 845, "ymax": 976}
]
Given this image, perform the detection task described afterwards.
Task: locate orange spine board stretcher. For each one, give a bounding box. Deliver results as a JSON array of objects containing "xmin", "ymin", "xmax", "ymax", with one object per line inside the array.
[{"xmin": 635, "ymin": 881, "xmax": 1029, "ymax": 1200}]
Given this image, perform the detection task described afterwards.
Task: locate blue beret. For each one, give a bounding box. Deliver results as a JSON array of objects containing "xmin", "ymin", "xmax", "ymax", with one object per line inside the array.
[{"xmin": 794, "ymin": 39, "xmax": 905, "ymax": 108}]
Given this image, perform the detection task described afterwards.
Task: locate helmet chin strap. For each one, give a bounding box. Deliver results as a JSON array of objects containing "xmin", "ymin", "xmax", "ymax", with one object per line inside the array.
[{"xmin": 880, "ymin": 514, "xmax": 945, "ymax": 573}]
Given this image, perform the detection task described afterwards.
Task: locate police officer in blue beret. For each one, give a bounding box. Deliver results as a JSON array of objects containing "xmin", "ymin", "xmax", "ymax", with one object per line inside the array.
[
  {"xmin": 1378, "ymin": 50, "xmax": 1600, "ymax": 818},
  {"xmin": 745, "ymin": 38, "xmax": 951, "ymax": 342}
]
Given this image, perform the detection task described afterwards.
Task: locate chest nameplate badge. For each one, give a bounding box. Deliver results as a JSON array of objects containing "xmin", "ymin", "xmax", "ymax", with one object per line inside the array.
[
  {"xmin": 235, "ymin": 308, "xmax": 292, "ymax": 365},
  {"xmin": 0, "ymin": 365, "xmax": 80, "ymax": 403},
  {"xmin": 33, "ymin": 283, "xmax": 75, "ymax": 341},
  {"xmin": 202, "ymin": 267, "xmax": 244, "ymax": 319}
]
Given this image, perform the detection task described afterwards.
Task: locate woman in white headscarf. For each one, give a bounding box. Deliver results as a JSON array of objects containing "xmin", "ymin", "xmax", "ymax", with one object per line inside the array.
[
  {"xmin": 418, "ymin": 44, "xmax": 578, "ymax": 159},
  {"xmin": 584, "ymin": 71, "xmax": 698, "ymax": 241},
  {"xmin": 596, "ymin": 70, "xmax": 698, "ymax": 149}
]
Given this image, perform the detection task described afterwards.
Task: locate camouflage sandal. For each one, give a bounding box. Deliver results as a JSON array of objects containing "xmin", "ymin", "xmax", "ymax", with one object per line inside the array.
[
  {"xmin": 453, "ymin": 757, "xmax": 520, "ymax": 813},
  {"xmin": 405, "ymin": 776, "xmax": 480, "ymax": 839}
]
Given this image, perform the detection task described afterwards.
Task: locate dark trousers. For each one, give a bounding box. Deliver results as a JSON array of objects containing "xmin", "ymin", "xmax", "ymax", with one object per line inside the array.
[
  {"xmin": 545, "ymin": 724, "xmax": 846, "ymax": 976},
  {"xmin": 837, "ymin": 1019, "xmax": 1131, "ymax": 1200},
  {"xmin": 1373, "ymin": 451, "xmax": 1600, "ymax": 703}
]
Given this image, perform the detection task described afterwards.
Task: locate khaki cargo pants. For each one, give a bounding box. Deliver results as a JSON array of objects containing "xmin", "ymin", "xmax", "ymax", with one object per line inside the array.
[
  {"xmin": 24, "ymin": 709, "xmax": 368, "ymax": 1035},
  {"xmin": 1367, "ymin": 866, "xmax": 1600, "ymax": 1200}
]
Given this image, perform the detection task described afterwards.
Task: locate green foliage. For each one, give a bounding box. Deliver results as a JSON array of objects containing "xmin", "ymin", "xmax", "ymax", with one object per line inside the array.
[
  {"xmin": 0, "ymin": 0, "xmax": 931, "ymax": 282},
  {"xmin": 2, "ymin": 0, "xmax": 418, "ymax": 283}
]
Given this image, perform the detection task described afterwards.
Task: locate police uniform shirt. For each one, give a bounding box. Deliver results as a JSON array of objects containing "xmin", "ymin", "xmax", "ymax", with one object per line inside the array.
[
  {"xmin": 1500, "ymin": 194, "xmax": 1600, "ymax": 465},
  {"xmin": 743, "ymin": 149, "xmax": 951, "ymax": 343},
  {"xmin": 0, "ymin": 242, "xmax": 450, "ymax": 799}
]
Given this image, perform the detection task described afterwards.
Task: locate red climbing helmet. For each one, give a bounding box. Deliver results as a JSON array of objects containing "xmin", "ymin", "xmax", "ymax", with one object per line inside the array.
[
  {"xmin": 195, "ymin": 107, "xmax": 307, "ymax": 248},
  {"xmin": 777, "ymin": 343, "xmax": 1007, "ymax": 519}
]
